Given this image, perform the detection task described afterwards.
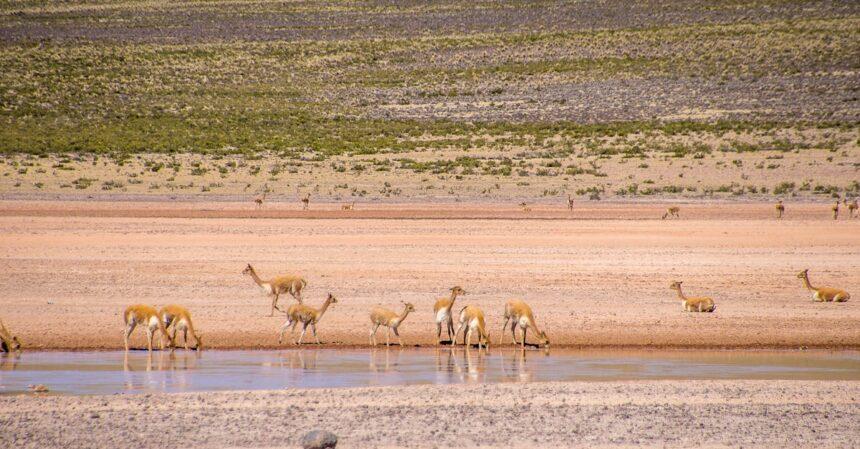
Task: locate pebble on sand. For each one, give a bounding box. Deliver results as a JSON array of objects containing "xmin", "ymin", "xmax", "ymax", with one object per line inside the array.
[{"xmin": 301, "ymin": 429, "xmax": 338, "ymax": 449}]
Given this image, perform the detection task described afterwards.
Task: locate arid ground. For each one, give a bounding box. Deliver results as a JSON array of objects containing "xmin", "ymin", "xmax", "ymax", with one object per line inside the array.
[
  {"xmin": 1, "ymin": 381, "xmax": 858, "ymax": 448},
  {"xmin": 0, "ymin": 201, "xmax": 857, "ymax": 350}
]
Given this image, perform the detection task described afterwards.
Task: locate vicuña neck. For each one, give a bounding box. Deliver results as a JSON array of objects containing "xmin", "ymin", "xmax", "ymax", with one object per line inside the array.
[
  {"xmin": 674, "ymin": 287, "xmax": 687, "ymax": 301},
  {"xmin": 398, "ymin": 307, "xmax": 412, "ymax": 324},
  {"xmin": 801, "ymin": 273, "xmax": 815, "ymax": 291},
  {"xmin": 317, "ymin": 297, "xmax": 333, "ymax": 319},
  {"xmin": 247, "ymin": 267, "xmax": 264, "ymax": 286}
]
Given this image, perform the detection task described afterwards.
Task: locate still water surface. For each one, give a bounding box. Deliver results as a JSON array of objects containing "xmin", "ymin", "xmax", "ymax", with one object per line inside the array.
[{"xmin": 1, "ymin": 348, "xmax": 858, "ymax": 395}]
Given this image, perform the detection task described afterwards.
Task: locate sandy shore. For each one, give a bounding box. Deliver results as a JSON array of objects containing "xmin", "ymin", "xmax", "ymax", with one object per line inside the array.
[
  {"xmin": 0, "ymin": 201, "xmax": 858, "ymax": 350},
  {"xmin": 0, "ymin": 380, "xmax": 857, "ymax": 448}
]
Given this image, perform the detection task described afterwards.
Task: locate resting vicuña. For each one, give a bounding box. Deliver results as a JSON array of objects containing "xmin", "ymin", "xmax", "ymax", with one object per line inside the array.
[
  {"xmin": 499, "ymin": 299, "xmax": 549, "ymax": 348},
  {"xmin": 662, "ymin": 206, "xmax": 680, "ymax": 219},
  {"xmin": 242, "ymin": 263, "xmax": 307, "ymax": 316},
  {"xmin": 669, "ymin": 281, "xmax": 716, "ymax": 312},
  {"xmin": 797, "ymin": 269, "xmax": 850, "ymax": 302},
  {"xmin": 370, "ymin": 302, "xmax": 415, "ymax": 346}
]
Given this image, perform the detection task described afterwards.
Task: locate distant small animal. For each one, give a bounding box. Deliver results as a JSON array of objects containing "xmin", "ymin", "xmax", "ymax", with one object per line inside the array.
[
  {"xmin": 566, "ymin": 195, "xmax": 574, "ymax": 211},
  {"xmin": 775, "ymin": 200, "xmax": 785, "ymax": 219},
  {"xmin": 831, "ymin": 201, "xmax": 839, "ymax": 220},
  {"xmin": 341, "ymin": 201, "xmax": 355, "ymax": 211},
  {"xmin": 301, "ymin": 193, "xmax": 311, "ymax": 210},
  {"xmin": 662, "ymin": 206, "xmax": 680, "ymax": 219},
  {"xmin": 847, "ymin": 198, "xmax": 857, "ymax": 218},
  {"xmin": 520, "ymin": 202, "xmax": 531, "ymax": 212}
]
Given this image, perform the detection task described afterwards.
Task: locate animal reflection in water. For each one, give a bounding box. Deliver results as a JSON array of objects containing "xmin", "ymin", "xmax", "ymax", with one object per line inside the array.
[
  {"xmin": 270, "ymin": 349, "xmax": 320, "ymax": 370},
  {"xmin": 434, "ymin": 346, "xmax": 488, "ymax": 383},
  {"xmin": 1, "ymin": 352, "xmax": 20, "ymax": 371},
  {"xmin": 368, "ymin": 347, "xmax": 403, "ymax": 372},
  {"xmin": 122, "ymin": 350, "xmax": 202, "ymax": 373}
]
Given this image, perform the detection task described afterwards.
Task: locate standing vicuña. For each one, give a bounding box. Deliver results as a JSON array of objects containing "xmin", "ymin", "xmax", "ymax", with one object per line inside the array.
[
  {"xmin": 123, "ymin": 304, "xmax": 173, "ymax": 351},
  {"xmin": 160, "ymin": 305, "xmax": 203, "ymax": 350},
  {"xmin": 278, "ymin": 293, "xmax": 338, "ymax": 345},
  {"xmin": 832, "ymin": 201, "xmax": 839, "ymax": 220},
  {"xmin": 301, "ymin": 193, "xmax": 310, "ymax": 210},
  {"xmin": 566, "ymin": 195, "xmax": 574, "ymax": 211},
  {"xmin": 669, "ymin": 281, "xmax": 716, "ymax": 312},
  {"xmin": 452, "ymin": 305, "xmax": 490, "ymax": 349},
  {"xmin": 662, "ymin": 206, "xmax": 680, "ymax": 219},
  {"xmin": 847, "ymin": 198, "xmax": 857, "ymax": 218},
  {"xmin": 370, "ymin": 303, "xmax": 415, "ymax": 346},
  {"xmin": 434, "ymin": 286, "xmax": 466, "ymax": 345},
  {"xmin": 499, "ymin": 299, "xmax": 549, "ymax": 348},
  {"xmin": 0, "ymin": 319, "xmax": 21, "ymax": 353},
  {"xmin": 775, "ymin": 200, "xmax": 785, "ymax": 219},
  {"xmin": 341, "ymin": 201, "xmax": 355, "ymax": 211},
  {"xmin": 242, "ymin": 264, "xmax": 307, "ymax": 316},
  {"xmin": 797, "ymin": 269, "xmax": 850, "ymax": 302}
]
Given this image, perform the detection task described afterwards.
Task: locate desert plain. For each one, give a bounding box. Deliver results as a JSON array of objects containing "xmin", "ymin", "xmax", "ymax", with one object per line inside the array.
[{"xmin": 2, "ymin": 0, "xmax": 860, "ymax": 447}]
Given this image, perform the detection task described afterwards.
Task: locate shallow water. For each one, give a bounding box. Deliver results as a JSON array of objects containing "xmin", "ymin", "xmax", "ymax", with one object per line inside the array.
[{"xmin": 1, "ymin": 348, "xmax": 858, "ymax": 395}]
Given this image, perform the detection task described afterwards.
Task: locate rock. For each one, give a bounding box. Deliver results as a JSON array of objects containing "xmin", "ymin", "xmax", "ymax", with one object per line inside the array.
[
  {"xmin": 301, "ymin": 429, "xmax": 338, "ymax": 449},
  {"xmin": 29, "ymin": 384, "xmax": 49, "ymax": 393}
]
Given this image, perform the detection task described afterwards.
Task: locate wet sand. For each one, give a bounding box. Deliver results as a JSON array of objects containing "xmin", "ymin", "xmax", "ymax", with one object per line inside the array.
[
  {"xmin": 1, "ymin": 380, "xmax": 857, "ymax": 448},
  {"xmin": 0, "ymin": 200, "xmax": 858, "ymax": 350}
]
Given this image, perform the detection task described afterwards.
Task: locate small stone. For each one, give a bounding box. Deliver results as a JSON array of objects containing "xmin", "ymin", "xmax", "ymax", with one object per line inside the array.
[
  {"xmin": 301, "ymin": 429, "xmax": 338, "ymax": 449},
  {"xmin": 28, "ymin": 384, "xmax": 49, "ymax": 393}
]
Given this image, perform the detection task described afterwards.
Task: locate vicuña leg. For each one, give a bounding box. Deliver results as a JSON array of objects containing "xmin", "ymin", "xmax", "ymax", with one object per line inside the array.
[{"xmin": 498, "ymin": 317, "xmax": 509, "ymax": 345}]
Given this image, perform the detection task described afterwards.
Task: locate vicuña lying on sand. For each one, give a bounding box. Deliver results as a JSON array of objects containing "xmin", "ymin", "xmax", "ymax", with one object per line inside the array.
[
  {"xmin": 278, "ymin": 293, "xmax": 338, "ymax": 345},
  {"xmin": 370, "ymin": 302, "xmax": 415, "ymax": 346},
  {"xmin": 453, "ymin": 305, "xmax": 490, "ymax": 349},
  {"xmin": 160, "ymin": 305, "xmax": 203, "ymax": 350},
  {"xmin": 0, "ymin": 319, "xmax": 21, "ymax": 353},
  {"xmin": 662, "ymin": 206, "xmax": 680, "ymax": 219},
  {"xmin": 123, "ymin": 304, "xmax": 172, "ymax": 351},
  {"xmin": 499, "ymin": 299, "xmax": 549, "ymax": 348},
  {"xmin": 797, "ymin": 269, "xmax": 850, "ymax": 302},
  {"xmin": 243, "ymin": 263, "xmax": 307, "ymax": 316},
  {"xmin": 669, "ymin": 281, "xmax": 716, "ymax": 312},
  {"xmin": 433, "ymin": 286, "xmax": 466, "ymax": 345}
]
